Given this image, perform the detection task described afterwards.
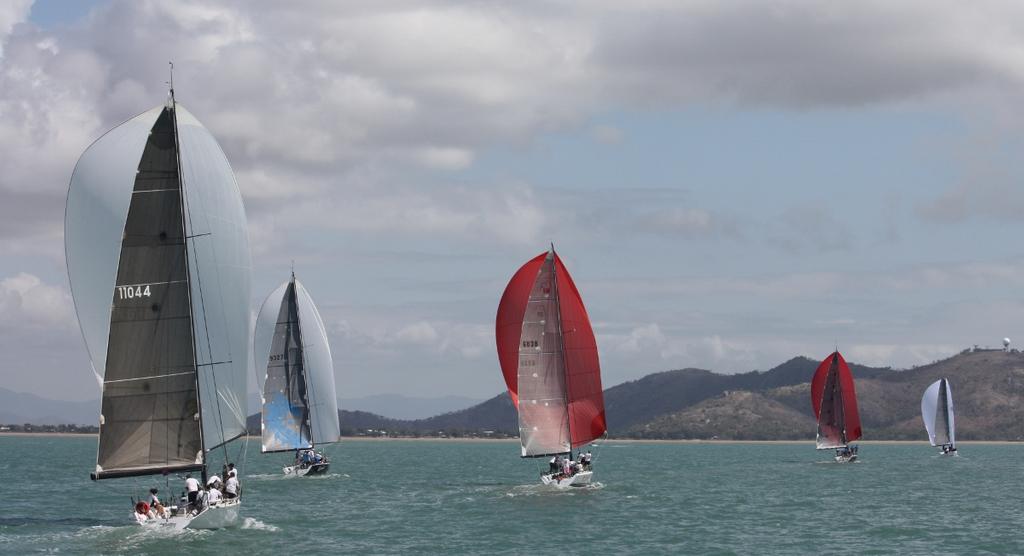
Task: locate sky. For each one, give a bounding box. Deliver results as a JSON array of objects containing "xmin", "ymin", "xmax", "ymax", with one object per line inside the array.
[{"xmin": 3, "ymin": 0, "xmax": 1024, "ymax": 403}]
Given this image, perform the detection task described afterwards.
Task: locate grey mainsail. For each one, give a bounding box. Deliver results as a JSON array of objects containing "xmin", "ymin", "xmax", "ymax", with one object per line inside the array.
[
  {"xmin": 94, "ymin": 107, "xmax": 203, "ymax": 479},
  {"xmin": 516, "ymin": 251, "xmax": 571, "ymax": 457},
  {"xmin": 934, "ymin": 379, "xmax": 951, "ymax": 446},
  {"xmin": 67, "ymin": 98, "xmax": 251, "ymax": 481},
  {"xmin": 260, "ymin": 279, "xmax": 313, "ymax": 452},
  {"xmin": 815, "ymin": 357, "xmax": 846, "ymax": 450}
]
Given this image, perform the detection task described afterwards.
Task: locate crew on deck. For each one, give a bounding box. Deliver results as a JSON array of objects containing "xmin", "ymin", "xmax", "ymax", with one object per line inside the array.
[{"xmin": 184, "ymin": 474, "xmax": 200, "ymax": 511}]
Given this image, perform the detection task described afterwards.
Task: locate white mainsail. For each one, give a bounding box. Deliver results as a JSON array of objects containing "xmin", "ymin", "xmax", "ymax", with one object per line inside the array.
[
  {"xmin": 921, "ymin": 378, "xmax": 955, "ymax": 448},
  {"xmin": 516, "ymin": 251, "xmax": 571, "ymax": 457}
]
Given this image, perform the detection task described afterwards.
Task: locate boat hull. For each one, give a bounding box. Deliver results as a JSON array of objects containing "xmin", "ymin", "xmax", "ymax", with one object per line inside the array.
[
  {"xmin": 541, "ymin": 470, "xmax": 593, "ymax": 488},
  {"xmin": 139, "ymin": 498, "xmax": 241, "ymax": 530},
  {"xmin": 284, "ymin": 463, "xmax": 330, "ymax": 477}
]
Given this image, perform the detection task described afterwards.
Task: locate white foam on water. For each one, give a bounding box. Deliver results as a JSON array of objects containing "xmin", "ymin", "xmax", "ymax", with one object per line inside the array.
[{"xmin": 240, "ymin": 517, "xmax": 279, "ymax": 532}]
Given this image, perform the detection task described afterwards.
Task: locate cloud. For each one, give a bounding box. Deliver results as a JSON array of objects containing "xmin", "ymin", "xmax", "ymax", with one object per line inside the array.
[
  {"xmin": 0, "ymin": 272, "xmax": 74, "ymax": 329},
  {"xmin": 5, "ymin": 1, "xmax": 1024, "ymax": 259},
  {"xmin": 591, "ymin": 1, "xmax": 1024, "ymax": 109},
  {"xmin": 768, "ymin": 203, "xmax": 853, "ymax": 254},
  {"xmin": 919, "ymin": 178, "xmax": 1024, "ymax": 224},
  {"xmin": 844, "ymin": 343, "xmax": 960, "ymax": 368},
  {"xmin": 589, "ymin": 124, "xmax": 623, "ymax": 145},
  {"xmin": 0, "ymin": 0, "xmax": 31, "ymax": 56}
]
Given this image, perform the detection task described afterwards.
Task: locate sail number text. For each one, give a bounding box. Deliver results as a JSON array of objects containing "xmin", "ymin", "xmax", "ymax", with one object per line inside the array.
[{"xmin": 117, "ymin": 285, "xmax": 152, "ymax": 300}]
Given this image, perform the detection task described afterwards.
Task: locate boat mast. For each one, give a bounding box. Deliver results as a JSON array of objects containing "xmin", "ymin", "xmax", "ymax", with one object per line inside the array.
[
  {"xmin": 168, "ymin": 61, "xmax": 208, "ymax": 484},
  {"xmin": 549, "ymin": 244, "xmax": 573, "ymax": 457}
]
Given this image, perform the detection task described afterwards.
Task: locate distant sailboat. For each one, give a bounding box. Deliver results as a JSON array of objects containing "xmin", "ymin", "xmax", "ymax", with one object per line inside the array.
[
  {"xmin": 254, "ymin": 272, "xmax": 340, "ymax": 476},
  {"xmin": 921, "ymin": 378, "xmax": 957, "ymax": 455},
  {"xmin": 495, "ymin": 246, "xmax": 606, "ymax": 487},
  {"xmin": 810, "ymin": 351, "xmax": 862, "ymax": 463},
  {"xmin": 65, "ymin": 81, "xmax": 251, "ymax": 528}
]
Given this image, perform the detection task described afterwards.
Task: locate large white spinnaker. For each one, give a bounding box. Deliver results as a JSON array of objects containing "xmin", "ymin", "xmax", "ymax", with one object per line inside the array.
[{"xmin": 921, "ymin": 378, "xmax": 955, "ymax": 448}]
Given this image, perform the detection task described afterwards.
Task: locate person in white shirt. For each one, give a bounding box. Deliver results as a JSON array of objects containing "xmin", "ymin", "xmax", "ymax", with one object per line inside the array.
[
  {"xmin": 184, "ymin": 475, "xmax": 201, "ymax": 509},
  {"xmin": 206, "ymin": 485, "xmax": 222, "ymax": 505},
  {"xmin": 206, "ymin": 475, "xmax": 221, "ymax": 488},
  {"xmin": 224, "ymin": 475, "xmax": 239, "ymax": 499},
  {"xmin": 226, "ymin": 463, "xmax": 237, "ymax": 478}
]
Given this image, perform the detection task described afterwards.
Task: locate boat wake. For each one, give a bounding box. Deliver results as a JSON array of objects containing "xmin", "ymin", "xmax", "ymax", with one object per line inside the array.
[
  {"xmin": 240, "ymin": 517, "xmax": 279, "ymax": 532},
  {"xmin": 505, "ymin": 481, "xmax": 605, "ymax": 497},
  {"xmin": 247, "ymin": 472, "xmax": 348, "ymax": 481}
]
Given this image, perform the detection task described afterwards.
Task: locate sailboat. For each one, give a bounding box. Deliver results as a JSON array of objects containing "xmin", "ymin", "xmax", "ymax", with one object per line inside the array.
[
  {"xmin": 921, "ymin": 378, "xmax": 957, "ymax": 455},
  {"xmin": 810, "ymin": 351, "xmax": 862, "ymax": 463},
  {"xmin": 495, "ymin": 246, "xmax": 607, "ymax": 487},
  {"xmin": 254, "ymin": 271, "xmax": 340, "ymax": 476},
  {"xmin": 65, "ymin": 78, "xmax": 251, "ymax": 529}
]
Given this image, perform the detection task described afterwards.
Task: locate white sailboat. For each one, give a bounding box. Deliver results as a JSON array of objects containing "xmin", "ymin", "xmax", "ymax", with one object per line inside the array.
[
  {"xmin": 254, "ymin": 272, "xmax": 340, "ymax": 476},
  {"xmin": 921, "ymin": 378, "xmax": 957, "ymax": 455},
  {"xmin": 65, "ymin": 77, "xmax": 251, "ymax": 529}
]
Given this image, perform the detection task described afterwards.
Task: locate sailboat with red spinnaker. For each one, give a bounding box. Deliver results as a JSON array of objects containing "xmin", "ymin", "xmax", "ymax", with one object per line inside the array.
[
  {"xmin": 810, "ymin": 350, "xmax": 862, "ymax": 463},
  {"xmin": 495, "ymin": 246, "xmax": 606, "ymax": 487}
]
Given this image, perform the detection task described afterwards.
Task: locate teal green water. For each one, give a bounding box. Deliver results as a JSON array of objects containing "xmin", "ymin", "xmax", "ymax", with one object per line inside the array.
[{"xmin": 1, "ymin": 437, "xmax": 1022, "ymax": 554}]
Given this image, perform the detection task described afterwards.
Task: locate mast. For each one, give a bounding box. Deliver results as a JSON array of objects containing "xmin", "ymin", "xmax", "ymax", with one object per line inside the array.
[
  {"xmin": 550, "ymin": 245, "xmax": 572, "ymax": 455},
  {"xmin": 168, "ymin": 64, "xmax": 208, "ymax": 483}
]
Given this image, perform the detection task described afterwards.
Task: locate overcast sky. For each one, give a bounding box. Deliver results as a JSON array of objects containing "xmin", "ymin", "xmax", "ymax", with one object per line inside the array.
[{"xmin": 3, "ymin": 0, "xmax": 1024, "ymax": 403}]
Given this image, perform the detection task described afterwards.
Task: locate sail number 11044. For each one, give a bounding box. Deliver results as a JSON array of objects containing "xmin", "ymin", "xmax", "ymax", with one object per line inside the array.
[{"xmin": 117, "ymin": 285, "xmax": 152, "ymax": 299}]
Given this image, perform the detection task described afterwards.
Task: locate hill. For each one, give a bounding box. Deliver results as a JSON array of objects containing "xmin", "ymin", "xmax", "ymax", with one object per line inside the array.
[
  {"xmin": 603, "ymin": 356, "xmax": 891, "ymax": 431},
  {"xmin": 0, "ymin": 387, "xmax": 98, "ymax": 426},
  {"xmin": 245, "ymin": 393, "xmax": 517, "ymax": 438},
  {"xmin": 628, "ymin": 349, "xmax": 1024, "ymax": 440}
]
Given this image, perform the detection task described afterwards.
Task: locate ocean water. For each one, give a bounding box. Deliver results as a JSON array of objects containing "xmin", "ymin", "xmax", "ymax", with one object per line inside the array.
[{"xmin": 1, "ymin": 437, "xmax": 1022, "ymax": 555}]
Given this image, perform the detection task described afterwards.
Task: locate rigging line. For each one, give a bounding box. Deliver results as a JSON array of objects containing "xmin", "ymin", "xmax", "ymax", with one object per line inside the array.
[{"xmin": 174, "ymin": 98, "xmax": 231, "ymax": 466}]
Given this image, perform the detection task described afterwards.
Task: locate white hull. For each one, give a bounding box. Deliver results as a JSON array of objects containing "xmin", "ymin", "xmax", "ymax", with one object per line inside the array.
[
  {"xmin": 283, "ymin": 462, "xmax": 330, "ymax": 477},
  {"xmin": 833, "ymin": 454, "xmax": 857, "ymax": 464},
  {"xmin": 138, "ymin": 498, "xmax": 241, "ymax": 530},
  {"xmin": 541, "ymin": 470, "xmax": 593, "ymax": 488}
]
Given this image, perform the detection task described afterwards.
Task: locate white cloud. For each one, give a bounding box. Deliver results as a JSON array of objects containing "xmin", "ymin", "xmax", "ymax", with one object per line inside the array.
[
  {"xmin": 395, "ymin": 320, "xmax": 439, "ymax": 345},
  {"xmin": 0, "ymin": 0, "xmax": 31, "ymax": 57},
  {"xmin": 845, "ymin": 343, "xmax": 960, "ymax": 368},
  {"xmin": 0, "ymin": 272, "xmax": 73, "ymax": 329}
]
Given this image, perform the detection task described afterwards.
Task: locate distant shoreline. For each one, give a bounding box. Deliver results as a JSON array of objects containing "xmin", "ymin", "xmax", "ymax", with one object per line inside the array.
[{"xmin": 2, "ymin": 432, "xmax": 1020, "ymax": 445}]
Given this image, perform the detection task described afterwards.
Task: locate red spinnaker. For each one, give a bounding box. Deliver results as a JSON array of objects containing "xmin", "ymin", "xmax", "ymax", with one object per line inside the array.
[
  {"xmin": 810, "ymin": 351, "xmax": 862, "ymax": 443},
  {"xmin": 494, "ymin": 250, "xmax": 607, "ymax": 447},
  {"xmin": 554, "ymin": 255, "xmax": 606, "ymax": 447}
]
